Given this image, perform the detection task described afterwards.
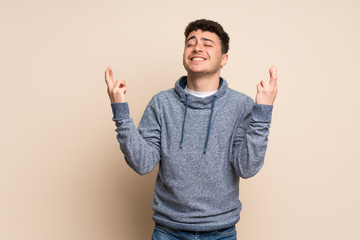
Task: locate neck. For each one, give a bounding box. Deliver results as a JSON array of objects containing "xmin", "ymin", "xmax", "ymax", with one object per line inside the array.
[{"xmin": 186, "ymin": 72, "xmax": 220, "ymax": 92}]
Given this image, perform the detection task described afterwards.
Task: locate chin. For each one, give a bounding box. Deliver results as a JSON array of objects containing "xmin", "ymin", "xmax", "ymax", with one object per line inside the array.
[
  {"xmin": 189, "ymin": 66, "xmax": 206, "ymax": 73},
  {"xmin": 188, "ymin": 68, "xmax": 205, "ymax": 73}
]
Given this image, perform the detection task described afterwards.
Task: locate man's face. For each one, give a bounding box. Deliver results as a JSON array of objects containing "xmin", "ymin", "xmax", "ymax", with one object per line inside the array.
[{"xmin": 183, "ymin": 30, "xmax": 228, "ymax": 76}]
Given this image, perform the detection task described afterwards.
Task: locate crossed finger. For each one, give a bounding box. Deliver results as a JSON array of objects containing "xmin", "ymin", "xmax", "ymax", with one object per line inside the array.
[
  {"xmin": 105, "ymin": 66, "xmax": 114, "ymax": 89},
  {"xmin": 269, "ymin": 65, "xmax": 277, "ymax": 86}
]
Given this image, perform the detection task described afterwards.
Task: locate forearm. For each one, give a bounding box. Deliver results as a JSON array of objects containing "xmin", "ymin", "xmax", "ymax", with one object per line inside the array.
[
  {"xmin": 111, "ymin": 103, "xmax": 161, "ymax": 175},
  {"xmin": 232, "ymin": 104, "xmax": 273, "ymax": 178}
]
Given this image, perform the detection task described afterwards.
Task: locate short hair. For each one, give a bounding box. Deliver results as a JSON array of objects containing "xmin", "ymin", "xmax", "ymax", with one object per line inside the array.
[{"xmin": 184, "ymin": 19, "xmax": 230, "ymax": 54}]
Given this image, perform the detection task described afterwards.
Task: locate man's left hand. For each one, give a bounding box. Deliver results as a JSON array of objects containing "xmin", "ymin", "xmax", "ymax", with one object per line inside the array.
[{"xmin": 255, "ymin": 66, "xmax": 278, "ymax": 105}]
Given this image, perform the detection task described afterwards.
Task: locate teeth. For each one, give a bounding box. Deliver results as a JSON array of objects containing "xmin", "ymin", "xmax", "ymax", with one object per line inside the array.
[{"xmin": 192, "ymin": 57, "xmax": 205, "ymax": 61}]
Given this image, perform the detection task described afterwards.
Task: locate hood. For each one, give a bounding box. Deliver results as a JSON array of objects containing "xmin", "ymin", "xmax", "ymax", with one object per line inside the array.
[{"xmin": 174, "ymin": 76, "xmax": 228, "ymax": 109}]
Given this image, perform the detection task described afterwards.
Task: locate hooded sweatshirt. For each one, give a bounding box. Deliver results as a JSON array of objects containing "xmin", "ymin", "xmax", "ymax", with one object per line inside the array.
[{"xmin": 111, "ymin": 76, "xmax": 273, "ymax": 232}]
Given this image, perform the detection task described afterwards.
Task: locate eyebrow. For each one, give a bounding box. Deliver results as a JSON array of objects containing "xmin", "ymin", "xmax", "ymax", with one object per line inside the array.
[{"xmin": 186, "ymin": 36, "xmax": 215, "ymax": 43}]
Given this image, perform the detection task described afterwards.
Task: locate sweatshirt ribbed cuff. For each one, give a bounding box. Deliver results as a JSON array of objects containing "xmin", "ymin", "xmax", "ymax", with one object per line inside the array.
[
  {"xmin": 251, "ymin": 104, "xmax": 273, "ymax": 122},
  {"xmin": 111, "ymin": 103, "xmax": 130, "ymax": 120}
]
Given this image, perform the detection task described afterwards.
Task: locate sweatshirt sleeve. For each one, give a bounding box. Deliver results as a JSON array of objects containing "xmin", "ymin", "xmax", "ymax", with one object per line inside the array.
[
  {"xmin": 231, "ymin": 101, "xmax": 273, "ymax": 179},
  {"xmin": 111, "ymin": 98, "xmax": 161, "ymax": 175}
]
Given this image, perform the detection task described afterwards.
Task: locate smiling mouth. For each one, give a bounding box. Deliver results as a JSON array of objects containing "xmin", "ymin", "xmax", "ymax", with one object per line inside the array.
[{"xmin": 191, "ymin": 57, "xmax": 206, "ymax": 61}]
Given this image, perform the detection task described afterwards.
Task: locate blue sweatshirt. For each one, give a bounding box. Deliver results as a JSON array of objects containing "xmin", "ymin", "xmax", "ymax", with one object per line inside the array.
[{"xmin": 111, "ymin": 76, "xmax": 273, "ymax": 232}]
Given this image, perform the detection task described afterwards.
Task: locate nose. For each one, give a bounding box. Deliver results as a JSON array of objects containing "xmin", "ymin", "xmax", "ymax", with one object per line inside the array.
[{"xmin": 193, "ymin": 43, "xmax": 203, "ymax": 53}]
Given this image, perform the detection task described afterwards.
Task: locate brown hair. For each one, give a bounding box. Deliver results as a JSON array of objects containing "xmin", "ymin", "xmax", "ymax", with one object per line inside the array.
[{"xmin": 184, "ymin": 19, "xmax": 230, "ymax": 54}]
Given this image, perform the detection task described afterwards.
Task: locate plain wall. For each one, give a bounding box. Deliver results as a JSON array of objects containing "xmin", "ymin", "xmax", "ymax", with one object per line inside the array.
[{"xmin": 1, "ymin": 0, "xmax": 359, "ymax": 239}]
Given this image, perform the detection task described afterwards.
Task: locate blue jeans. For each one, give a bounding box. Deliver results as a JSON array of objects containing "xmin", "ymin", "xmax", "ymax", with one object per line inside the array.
[{"xmin": 152, "ymin": 224, "xmax": 237, "ymax": 240}]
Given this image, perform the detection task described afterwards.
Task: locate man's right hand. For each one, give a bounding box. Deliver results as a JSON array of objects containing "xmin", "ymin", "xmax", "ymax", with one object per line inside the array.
[{"xmin": 105, "ymin": 67, "xmax": 127, "ymax": 103}]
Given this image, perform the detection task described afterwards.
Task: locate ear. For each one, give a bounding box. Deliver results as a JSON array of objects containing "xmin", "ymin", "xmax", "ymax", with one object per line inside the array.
[{"xmin": 221, "ymin": 53, "xmax": 228, "ymax": 67}]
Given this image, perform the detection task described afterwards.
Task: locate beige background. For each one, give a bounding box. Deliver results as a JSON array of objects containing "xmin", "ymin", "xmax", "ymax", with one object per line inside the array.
[{"xmin": 1, "ymin": 0, "xmax": 359, "ymax": 239}]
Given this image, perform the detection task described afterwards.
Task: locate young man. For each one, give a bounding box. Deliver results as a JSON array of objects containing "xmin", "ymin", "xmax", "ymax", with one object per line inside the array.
[{"xmin": 105, "ymin": 19, "xmax": 277, "ymax": 240}]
